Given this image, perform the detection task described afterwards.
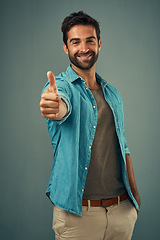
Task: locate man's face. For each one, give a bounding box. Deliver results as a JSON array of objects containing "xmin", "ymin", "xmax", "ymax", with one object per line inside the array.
[{"xmin": 63, "ymin": 25, "xmax": 101, "ymax": 70}]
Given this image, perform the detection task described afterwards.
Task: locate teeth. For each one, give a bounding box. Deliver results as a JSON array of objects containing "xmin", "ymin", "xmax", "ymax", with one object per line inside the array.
[{"xmin": 79, "ymin": 54, "xmax": 92, "ymax": 58}]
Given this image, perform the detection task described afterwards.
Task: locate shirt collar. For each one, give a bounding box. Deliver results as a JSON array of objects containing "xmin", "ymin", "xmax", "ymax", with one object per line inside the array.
[
  {"xmin": 66, "ymin": 65, "xmax": 82, "ymax": 83},
  {"xmin": 66, "ymin": 65, "xmax": 108, "ymax": 86}
]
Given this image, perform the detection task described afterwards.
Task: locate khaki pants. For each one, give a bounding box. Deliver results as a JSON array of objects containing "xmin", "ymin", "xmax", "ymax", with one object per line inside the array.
[{"xmin": 52, "ymin": 199, "xmax": 137, "ymax": 240}]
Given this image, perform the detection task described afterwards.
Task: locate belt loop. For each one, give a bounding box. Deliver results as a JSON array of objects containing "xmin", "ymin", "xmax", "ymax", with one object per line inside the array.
[
  {"xmin": 87, "ymin": 200, "xmax": 91, "ymax": 211},
  {"xmin": 118, "ymin": 196, "xmax": 120, "ymax": 205}
]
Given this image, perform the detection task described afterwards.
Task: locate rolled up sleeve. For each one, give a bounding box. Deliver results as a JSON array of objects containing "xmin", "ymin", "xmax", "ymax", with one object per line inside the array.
[{"xmin": 54, "ymin": 91, "xmax": 72, "ymax": 125}]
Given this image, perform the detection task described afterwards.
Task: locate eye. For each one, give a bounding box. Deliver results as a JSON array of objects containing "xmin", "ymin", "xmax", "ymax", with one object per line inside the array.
[
  {"xmin": 86, "ymin": 39, "xmax": 95, "ymax": 44},
  {"xmin": 72, "ymin": 41, "xmax": 80, "ymax": 45}
]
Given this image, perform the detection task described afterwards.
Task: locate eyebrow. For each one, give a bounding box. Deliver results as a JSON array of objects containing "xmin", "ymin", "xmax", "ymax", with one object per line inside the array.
[
  {"xmin": 70, "ymin": 36, "xmax": 96, "ymax": 43},
  {"xmin": 70, "ymin": 38, "xmax": 80, "ymax": 43},
  {"xmin": 86, "ymin": 36, "xmax": 96, "ymax": 40}
]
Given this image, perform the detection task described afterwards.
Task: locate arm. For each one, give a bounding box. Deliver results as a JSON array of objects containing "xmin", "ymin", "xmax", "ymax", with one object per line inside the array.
[
  {"xmin": 126, "ymin": 154, "xmax": 141, "ymax": 214},
  {"xmin": 40, "ymin": 71, "xmax": 67, "ymax": 120}
]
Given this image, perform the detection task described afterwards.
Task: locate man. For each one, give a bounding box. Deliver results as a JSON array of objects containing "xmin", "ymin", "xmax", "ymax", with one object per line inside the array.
[{"xmin": 40, "ymin": 11, "xmax": 140, "ymax": 240}]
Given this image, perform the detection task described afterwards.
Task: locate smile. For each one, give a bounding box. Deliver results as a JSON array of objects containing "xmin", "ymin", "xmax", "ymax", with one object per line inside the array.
[{"xmin": 77, "ymin": 53, "xmax": 92, "ymax": 59}]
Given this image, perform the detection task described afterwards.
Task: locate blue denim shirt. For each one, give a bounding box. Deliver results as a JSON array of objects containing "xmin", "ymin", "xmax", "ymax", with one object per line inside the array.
[{"xmin": 42, "ymin": 65, "xmax": 139, "ymax": 216}]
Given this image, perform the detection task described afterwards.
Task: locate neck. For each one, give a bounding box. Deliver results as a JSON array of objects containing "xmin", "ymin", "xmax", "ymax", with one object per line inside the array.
[{"xmin": 71, "ymin": 63, "xmax": 100, "ymax": 89}]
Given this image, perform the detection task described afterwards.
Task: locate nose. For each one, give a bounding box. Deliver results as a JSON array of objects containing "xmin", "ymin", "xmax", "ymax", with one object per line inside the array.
[{"xmin": 79, "ymin": 42, "xmax": 89, "ymax": 53}]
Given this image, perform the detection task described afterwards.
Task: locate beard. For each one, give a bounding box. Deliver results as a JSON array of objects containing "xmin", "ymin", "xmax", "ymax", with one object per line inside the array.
[{"xmin": 68, "ymin": 50, "xmax": 99, "ymax": 70}]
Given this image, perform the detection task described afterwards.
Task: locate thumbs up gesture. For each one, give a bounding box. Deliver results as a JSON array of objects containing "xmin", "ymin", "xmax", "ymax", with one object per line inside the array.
[
  {"xmin": 47, "ymin": 71, "xmax": 58, "ymax": 93},
  {"xmin": 40, "ymin": 71, "xmax": 67, "ymax": 120}
]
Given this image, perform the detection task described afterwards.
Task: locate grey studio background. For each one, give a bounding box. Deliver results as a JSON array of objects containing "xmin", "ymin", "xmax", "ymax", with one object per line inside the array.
[{"xmin": 0, "ymin": 0, "xmax": 160, "ymax": 240}]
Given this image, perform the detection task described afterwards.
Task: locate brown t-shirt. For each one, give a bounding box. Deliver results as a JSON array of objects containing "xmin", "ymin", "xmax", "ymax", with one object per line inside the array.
[{"xmin": 83, "ymin": 87, "xmax": 126, "ymax": 200}]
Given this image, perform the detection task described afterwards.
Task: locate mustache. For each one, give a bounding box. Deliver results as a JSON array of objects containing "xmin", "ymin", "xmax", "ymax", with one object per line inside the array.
[{"xmin": 75, "ymin": 51, "xmax": 94, "ymax": 57}]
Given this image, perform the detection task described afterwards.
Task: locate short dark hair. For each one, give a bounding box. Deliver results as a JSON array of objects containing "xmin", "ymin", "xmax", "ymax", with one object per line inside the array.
[{"xmin": 61, "ymin": 11, "xmax": 101, "ymax": 46}]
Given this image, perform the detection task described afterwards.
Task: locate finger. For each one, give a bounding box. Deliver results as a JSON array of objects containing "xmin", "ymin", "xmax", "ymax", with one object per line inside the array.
[
  {"xmin": 41, "ymin": 92, "xmax": 61, "ymax": 101},
  {"xmin": 47, "ymin": 71, "xmax": 58, "ymax": 93},
  {"xmin": 40, "ymin": 107, "xmax": 59, "ymax": 114},
  {"xmin": 41, "ymin": 112, "xmax": 58, "ymax": 119},
  {"xmin": 40, "ymin": 100, "xmax": 59, "ymax": 109}
]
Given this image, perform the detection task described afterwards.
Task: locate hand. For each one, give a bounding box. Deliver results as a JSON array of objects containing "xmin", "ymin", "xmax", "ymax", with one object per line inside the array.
[
  {"xmin": 134, "ymin": 194, "xmax": 141, "ymax": 216},
  {"xmin": 40, "ymin": 71, "xmax": 67, "ymax": 120}
]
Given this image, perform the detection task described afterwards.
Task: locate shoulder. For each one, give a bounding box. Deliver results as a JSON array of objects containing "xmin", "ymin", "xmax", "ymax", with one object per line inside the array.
[
  {"xmin": 55, "ymin": 70, "xmax": 72, "ymax": 87},
  {"xmin": 106, "ymin": 82, "xmax": 121, "ymax": 96},
  {"xmin": 54, "ymin": 71, "xmax": 73, "ymax": 99},
  {"xmin": 106, "ymin": 83, "xmax": 123, "ymax": 105}
]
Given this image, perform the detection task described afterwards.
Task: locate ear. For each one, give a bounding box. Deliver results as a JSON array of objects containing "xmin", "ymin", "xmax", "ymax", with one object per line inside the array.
[
  {"xmin": 63, "ymin": 43, "xmax": 69, "ymax": 55},
  {"xmin": 98, "ymin": 39, "xmax": 102, "ymax": 51}
]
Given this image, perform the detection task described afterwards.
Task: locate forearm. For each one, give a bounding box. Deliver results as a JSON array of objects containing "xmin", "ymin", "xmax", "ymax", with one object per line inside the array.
[{"xmin": 126, "ymin": 154, "xmax": 141, "ymax": 210}]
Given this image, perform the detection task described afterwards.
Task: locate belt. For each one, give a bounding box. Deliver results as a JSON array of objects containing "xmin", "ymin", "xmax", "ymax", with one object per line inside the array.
[{"xmin": 82, "ymin": 193, "xmax": 128, "ymax": 208}]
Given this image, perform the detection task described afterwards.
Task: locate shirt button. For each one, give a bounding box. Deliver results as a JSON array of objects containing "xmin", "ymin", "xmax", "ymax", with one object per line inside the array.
[
  {"xmin": 89, "ymin": 146, "xmax": 91, "ymax": 149},
  {"xmin": 93, "ymin": 106, "xmax": 96, "ymax": 108},
  {"xmin": 93, "ymin": 126, "xmax": 96, "ymax": 128},
  {"xmin": 82, "ymin": 189, "xmax": 84, "ymax": 192},
  {"xmin": 85, "ymin": 167, "xmax": 87, "ymax": 170}
]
